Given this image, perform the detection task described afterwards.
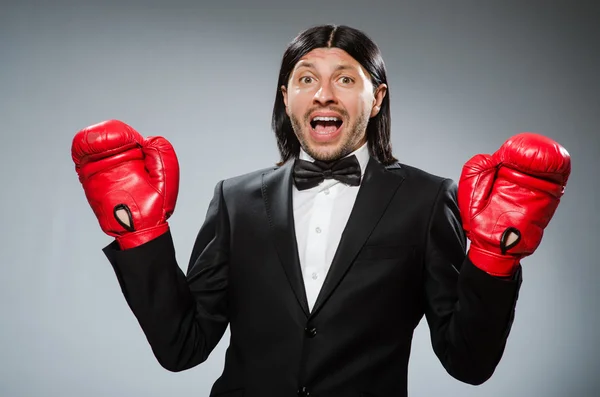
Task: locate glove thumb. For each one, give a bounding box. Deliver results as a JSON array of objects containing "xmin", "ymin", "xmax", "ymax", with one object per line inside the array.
[
  {"xmin": 458, "ymin": 153, "xmax": 498, "ymax": 235},
  {"xmin": 142, "ymin": 136, "xmax": 180, "ymax": 221}
]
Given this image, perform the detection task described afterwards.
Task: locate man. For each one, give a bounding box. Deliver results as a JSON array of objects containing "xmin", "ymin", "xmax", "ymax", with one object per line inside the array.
[{"xmin": 72, "ymin": 25, "xmax": 570, "ymax": 397}]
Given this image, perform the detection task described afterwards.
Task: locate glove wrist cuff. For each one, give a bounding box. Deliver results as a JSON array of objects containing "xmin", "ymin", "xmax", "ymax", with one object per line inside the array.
[
  {"xmin": 468, "ymin": 246, "xmax": 519, "ymax": 277},
  {"xmin": 117, "ymin": 223, "xmax": 169, "ymax": 250}
]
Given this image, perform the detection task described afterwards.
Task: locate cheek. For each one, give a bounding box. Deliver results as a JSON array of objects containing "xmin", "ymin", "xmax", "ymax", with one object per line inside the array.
[
  {"xmin": 288, "ymin": 96, "xmax": 309, "ymax": 117},
  {"xmin": 344, "ymin": 100, "xmax": 369, "ymax": 120},
  {"xmin": 358, "ymin": 94, "xmax": 375, "ymax": 117},
  {"xmin": 289, "ymin": 102, "xmax": 302, "ymax": 118},
  {"xmin": 340, "ymin": 90, "xmax": 372, "ymax": 114}
]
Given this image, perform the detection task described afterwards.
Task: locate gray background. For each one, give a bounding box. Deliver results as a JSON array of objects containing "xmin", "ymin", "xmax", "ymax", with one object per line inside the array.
[{"xmin": 1, "ymin": 0, "xmax": 598, "ymax": 396}]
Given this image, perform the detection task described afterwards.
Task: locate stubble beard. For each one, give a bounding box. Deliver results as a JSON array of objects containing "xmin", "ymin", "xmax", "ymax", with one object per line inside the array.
[{"xmin": 290, "ymin": 110, "xmax": 370, "ymax": 162}]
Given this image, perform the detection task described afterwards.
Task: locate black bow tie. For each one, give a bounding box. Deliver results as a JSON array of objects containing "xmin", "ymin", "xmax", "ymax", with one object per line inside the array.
[{"xmin": 293, "ymin": 155, "xmax": 362, "ymax": 191}]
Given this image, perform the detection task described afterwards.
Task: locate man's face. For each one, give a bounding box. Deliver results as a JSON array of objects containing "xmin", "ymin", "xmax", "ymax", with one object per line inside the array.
[{"xmin": 281, "ymin": 47, "xmax": 387, "ymax": 162}]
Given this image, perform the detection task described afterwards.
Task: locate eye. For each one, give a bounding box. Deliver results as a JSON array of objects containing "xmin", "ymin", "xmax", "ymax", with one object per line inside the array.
[
  {"xmin": 338, "ymin": 76, "xmax": 354, "ymax": 84},
  {"xmin": 300, "ymin": 76, "xmax": 314, "ymax": 84}
]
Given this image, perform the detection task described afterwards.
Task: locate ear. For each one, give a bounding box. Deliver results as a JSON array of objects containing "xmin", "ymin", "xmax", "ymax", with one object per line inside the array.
[
  {"xmin": 281, "ymin": 85, "xmax": 289, "ymax": 115},
  {"xmin": 370, "ymin": 83, "xmax": 387, "ymax": 118}
]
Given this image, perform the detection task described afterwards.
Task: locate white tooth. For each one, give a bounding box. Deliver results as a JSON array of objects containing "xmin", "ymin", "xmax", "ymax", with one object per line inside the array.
[{"xmin": 313, "ymin": 116, "xmax": 340, "ymax": 122}]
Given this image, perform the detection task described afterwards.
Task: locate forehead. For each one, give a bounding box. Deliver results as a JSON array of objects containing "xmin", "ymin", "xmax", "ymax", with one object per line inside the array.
[{"xmin": 293, "ymin": 47, "xmax": 366, "ymax": 73}]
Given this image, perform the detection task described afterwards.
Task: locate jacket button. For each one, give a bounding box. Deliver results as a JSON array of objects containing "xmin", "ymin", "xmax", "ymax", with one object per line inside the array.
[
  {"xmin": 298, "ymin": 386, "xmax": 310, "ymax": 396},
  {"xmin": 304, "ymin": 326, "xmax": 317, "ymax": 338}
]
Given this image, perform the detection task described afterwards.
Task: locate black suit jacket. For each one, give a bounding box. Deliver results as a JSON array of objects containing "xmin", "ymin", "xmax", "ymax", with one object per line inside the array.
[{"xmin": 103, "ymin": 157, "xmax": 522, "ymax": 397}]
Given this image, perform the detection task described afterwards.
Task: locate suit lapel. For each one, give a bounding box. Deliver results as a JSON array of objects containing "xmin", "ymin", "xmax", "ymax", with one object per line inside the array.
[
  {"xmin": 262, "ymin": 161, "xmax": 310, "ymax": 317},
  {"xmin": 310, "ymin": 158, "xmax": 405, "ymax": 317}
]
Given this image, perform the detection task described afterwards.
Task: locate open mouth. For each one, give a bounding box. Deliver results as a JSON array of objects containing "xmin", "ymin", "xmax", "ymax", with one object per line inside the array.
[{"xmin": 310, "ymin": 116, "xmax": 343, "ymax": 135}]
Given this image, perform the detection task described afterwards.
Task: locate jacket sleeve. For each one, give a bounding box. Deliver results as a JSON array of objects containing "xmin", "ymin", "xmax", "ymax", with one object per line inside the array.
[
  {"xmin": 423, "ymin": 178, "xmax": 522, "ymax": 385},
  {"xmin": 102, "ymin": 180, "xmax": 231, "ymax": 372}
]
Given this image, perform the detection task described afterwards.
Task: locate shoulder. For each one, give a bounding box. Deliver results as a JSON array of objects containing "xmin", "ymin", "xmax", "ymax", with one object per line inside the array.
[
  {"xmin": 385, "ymin": 161, "xmax": 456, "ymax": 194},
  {"xmin": 223, "ymin": 165, "xmax": 278, "ymax": 184},
  {"xmin": 217, "ymin": 164, "xmax": 280, "ymax": 195}
]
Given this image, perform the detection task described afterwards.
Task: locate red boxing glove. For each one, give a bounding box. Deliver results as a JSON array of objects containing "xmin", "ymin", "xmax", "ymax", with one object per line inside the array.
[
  {"xmin": 72, "ymin": 120, "xmax": 180, "ymax": 249},
  {"xmin": 458, "ymin": 132, "xmax": 571, "ymax": 277}
]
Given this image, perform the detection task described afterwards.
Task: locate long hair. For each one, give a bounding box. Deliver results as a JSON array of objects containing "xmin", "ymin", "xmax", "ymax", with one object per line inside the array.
[{"xmin": 272, "ymin": 25, "xmax": 396, "ymax": 166}]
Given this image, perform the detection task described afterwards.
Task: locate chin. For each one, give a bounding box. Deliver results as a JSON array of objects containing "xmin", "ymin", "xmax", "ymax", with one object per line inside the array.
[{"xmin": 305, "ymin": 142, "xmax": 348, "ymax": 162}]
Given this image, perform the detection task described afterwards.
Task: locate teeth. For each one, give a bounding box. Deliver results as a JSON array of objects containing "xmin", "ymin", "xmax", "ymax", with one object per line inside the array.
[{"xmin": 312, "ymin": 116, "xmax": 340, "ymax": 122}]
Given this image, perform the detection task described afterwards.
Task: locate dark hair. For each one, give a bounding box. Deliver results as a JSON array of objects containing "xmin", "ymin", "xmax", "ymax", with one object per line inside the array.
[{"xmin": 272, "ymin": 24, "xmax": 396, "ymax": 166}]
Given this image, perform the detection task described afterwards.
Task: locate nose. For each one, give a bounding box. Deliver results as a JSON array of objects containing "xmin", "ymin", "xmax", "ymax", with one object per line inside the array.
[{"xmin": 313, "ymin": 81, "xmax": 337, "ymax": 106}]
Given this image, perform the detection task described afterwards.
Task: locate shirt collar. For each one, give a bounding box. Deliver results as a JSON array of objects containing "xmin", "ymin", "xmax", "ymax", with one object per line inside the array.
[{"xmin": 298, "ymin": 141, "xmax": 370, "ymax": 176}]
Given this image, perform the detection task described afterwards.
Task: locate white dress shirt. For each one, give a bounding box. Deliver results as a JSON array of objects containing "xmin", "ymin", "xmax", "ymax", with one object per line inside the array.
[{"xmin": 292, "ymin": 142, "xmax": 371, "ymax": 312}]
